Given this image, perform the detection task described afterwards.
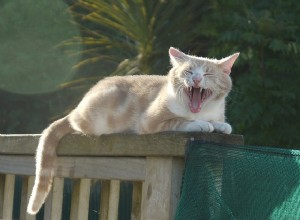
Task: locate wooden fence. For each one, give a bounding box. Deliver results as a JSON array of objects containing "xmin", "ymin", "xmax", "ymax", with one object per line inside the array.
[{"xmin": 0, "ymin": 132, "xmax": 243, "ymax": 220}]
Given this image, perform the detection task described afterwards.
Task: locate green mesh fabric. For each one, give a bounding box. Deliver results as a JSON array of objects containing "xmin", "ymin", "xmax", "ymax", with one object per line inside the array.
[{"xmin": 175, "ymin": 142, "xmax": 300, "ymax": 220}]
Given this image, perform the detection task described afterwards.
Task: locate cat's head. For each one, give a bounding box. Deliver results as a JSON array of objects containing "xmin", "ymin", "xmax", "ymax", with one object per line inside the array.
[{"xmin": 168, "ymin": 47, "xmax": 239, "ymax": 113}]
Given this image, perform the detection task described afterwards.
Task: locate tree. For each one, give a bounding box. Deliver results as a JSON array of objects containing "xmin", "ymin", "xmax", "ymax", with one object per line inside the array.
[
  {"xmin": 2, "ymin": 0, "xmax": 299, "ymax": 147},
  {"xmin": 197, "ymin": 0, "xmax": 300, "ymax": 146},
  {"xmin": 65, "ymin": 0, "xmax": 211, "ymax": 77}
]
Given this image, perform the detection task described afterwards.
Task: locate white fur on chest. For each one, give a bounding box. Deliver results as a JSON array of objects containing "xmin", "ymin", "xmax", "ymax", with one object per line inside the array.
[{"xmin": 166, "ymin": 83, "xmax": 223, "ymax": 121}]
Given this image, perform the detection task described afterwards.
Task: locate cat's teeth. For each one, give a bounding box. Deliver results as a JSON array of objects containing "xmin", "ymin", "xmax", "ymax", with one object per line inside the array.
[{"xmin": 187, "ymin": 87, "xmax": 192, "ymax": 99}]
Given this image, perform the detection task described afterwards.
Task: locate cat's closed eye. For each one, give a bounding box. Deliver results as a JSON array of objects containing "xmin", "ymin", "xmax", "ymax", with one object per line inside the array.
[
  {"xmin": 203, "ymin": 73, "xmax": 214, "ymax": 76},
  {"xmin": 203, "ymin": 66, "xmax": 214, "ymax": 76},
  {"xmin": 185, "ymin": 70, "xmax": 193, "ymax": 75}
]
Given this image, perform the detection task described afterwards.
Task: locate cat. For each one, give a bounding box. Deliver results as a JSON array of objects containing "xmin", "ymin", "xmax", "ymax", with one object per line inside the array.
[{"xmin": 27, "ymin": 47, "xmax": 239, "ymax": 214}]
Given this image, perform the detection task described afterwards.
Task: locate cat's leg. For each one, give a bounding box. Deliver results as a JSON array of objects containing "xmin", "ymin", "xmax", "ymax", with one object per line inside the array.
[{"xmin": 210, "ymin": 121, "xmax": 232, "ymax": 134}]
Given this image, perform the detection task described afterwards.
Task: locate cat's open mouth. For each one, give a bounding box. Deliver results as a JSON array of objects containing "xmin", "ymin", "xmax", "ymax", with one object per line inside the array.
[{"xmin": 186, "ymin": 87, "xmax": 212, "ymax": 113}]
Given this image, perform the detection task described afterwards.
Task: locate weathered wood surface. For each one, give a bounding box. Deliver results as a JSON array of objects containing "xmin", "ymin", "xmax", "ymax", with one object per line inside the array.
[
  {"xmin": 141, "ymin": 157, "xmax": 184, "ymax": 220},
  {"xmin": 107, "ymin": 180, "xmax": 121, "ymax": 220},
  {"xmin": 131, "ymin": 182, "xmax": 142, "ymax": 220},
  {"xmin": 0, "ymin": 133, "xmax": 244, "ymax": 156},
  {"xmin": 25, "ymin": 176, "xmax": 35, "ymax": 220},
  {"xmin": 20, "ymin": 177, "xmax": 30, "ymax": 220},
  {"xmin": 100, "ymin": 180, "xmax": 110, "ymax": 220},
  {"xmin": 0, "ymin": 133, "xmax": 244, "ymax": 220},
  {"xmin": 70, "ymin": 179, "xmax": 91, "ymax": 220},
  {"xmin": 3, "ymin": 174, "xmax": 15, "ymax": 220},
  {"xmin": 0, "ymin": 155, "xmax": 145, "ymax": 180},
  {"xmin": 0, "ymin": 174, "xmax": 4, "ymax": 218},
  {"xmin": 44, "ymin": 177, "xmax": 64, "ymax": 220}
]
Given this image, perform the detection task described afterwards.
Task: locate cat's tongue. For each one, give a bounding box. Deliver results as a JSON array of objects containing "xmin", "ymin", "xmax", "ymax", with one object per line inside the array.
[{"xmin": 189, "ymin": 87, "xmax": 202, "ymax": 113}]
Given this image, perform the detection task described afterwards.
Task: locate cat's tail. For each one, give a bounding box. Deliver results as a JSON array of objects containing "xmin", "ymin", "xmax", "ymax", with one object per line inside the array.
[{"xmin": 27, "ymin": 116, "xmax": 74, "ymax": 215}]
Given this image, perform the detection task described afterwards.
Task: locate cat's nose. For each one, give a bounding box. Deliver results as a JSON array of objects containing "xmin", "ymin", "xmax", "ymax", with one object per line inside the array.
[{"xmin": 192, "ymin": 77, "xmax": 201, "ymax": 88}]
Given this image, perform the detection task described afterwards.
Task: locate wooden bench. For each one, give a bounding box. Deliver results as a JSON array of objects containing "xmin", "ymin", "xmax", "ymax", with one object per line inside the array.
[{"xmin": 0, "ymin": 132, "xmax": 243, "ymax": 220}]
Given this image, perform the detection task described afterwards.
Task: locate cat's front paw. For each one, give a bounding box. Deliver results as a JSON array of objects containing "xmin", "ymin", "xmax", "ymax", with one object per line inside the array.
[
  {"xmin": 185, "ymin": 121, "xmax": 214, "ymax": 133},
  {"xmin": 211, "ymin": 122, "xmax": 232, "ymax": 134}
]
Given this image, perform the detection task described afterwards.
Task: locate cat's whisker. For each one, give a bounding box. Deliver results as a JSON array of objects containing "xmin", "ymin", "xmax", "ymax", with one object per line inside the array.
[{"xmin": 175, "ymin": 85, "xmax": 186, "ymax": 103}]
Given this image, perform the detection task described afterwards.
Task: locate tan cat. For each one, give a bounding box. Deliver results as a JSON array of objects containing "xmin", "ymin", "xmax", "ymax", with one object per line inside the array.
[{"xmin": 27, "ymin": 47, "xmax": 239, "ymax": 214}]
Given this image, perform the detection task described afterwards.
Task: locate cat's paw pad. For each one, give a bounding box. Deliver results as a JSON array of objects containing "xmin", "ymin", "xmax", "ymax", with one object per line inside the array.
[
  {"xmin": 212, "ymin": 122, "xmax": 232, "ymax": 134},
  {"xmin": 186, "ymin": 121, "xmax": 214, "ymax": 133}
]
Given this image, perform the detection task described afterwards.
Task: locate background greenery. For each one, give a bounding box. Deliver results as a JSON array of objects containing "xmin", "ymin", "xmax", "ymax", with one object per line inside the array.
[{"xmin": 1, "ymin": 0, "xmax": 299, "ymax": 147}]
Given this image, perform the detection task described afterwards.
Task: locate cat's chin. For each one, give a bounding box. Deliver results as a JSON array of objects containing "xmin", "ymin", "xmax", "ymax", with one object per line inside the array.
[
  {"xmin": 189, "ymin": 104, "xmax": 201, "ymax": 113},
  {"xmin": 185, "ymin": 87, "xmax": 212, "ymax": 113}
]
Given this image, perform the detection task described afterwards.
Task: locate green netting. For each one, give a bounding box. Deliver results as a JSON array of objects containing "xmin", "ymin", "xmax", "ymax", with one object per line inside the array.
[{"xmin": 175, "ymin": 142, "xmax": 300, "ymax": 220}]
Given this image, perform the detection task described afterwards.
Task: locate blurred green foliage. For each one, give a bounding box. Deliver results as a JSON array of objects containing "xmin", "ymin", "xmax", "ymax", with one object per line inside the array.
[
  {"xmin": 197, "ymin": 0, "xmax": 300, "ymax": 146},
  {"xmin": 1, "ymin": 0, "xmax": 299, "ymax": 147},
  {"xmin": 65, "ymin": 0, "xmax": 209, "ymax": 76},
  {"xmin": 0, "ymin": 0, "xmax": 80, "ymax": 94}
]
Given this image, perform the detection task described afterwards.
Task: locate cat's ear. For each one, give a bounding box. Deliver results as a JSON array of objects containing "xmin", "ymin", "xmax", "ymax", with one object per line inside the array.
[
  {"xmin": 218, "ymin": 53, "xmax": 240, "ymax": 74},
  {"xmin": 169, "ymin": 47, "xmax": 188, "ymax": 66}
]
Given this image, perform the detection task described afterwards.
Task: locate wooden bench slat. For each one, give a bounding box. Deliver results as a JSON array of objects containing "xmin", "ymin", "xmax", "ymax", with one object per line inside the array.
[
  {"xmin": 131, "ymin": 182, "xmax": 142, "ymax": 220},
  {"xmin": 20, "ymin": 177, "xmax": 29, "ymax": 220},
  {"xmin": 108, "ymin": 180, "xmax": 120, "ymax": 220},
  {"xmin": 70, "ymin": 179, "xmax": 91, "ymax": 220},
  {"xmin": 141, "ymin": 157, "xmax": 184, "ymax": 220},
  {"xmin": 3, "ymin": 174, "xmax": 15, "ymax": 220},
  {"xmin": 0, "ymin": 174, "xmax": 5, "ymax": 218},
  {"xmin": 0, "ymin": 133, "xmax": 244, "ymax": 156},
  {"xmin": 44, "ymin": 177, "xmax": 64, "ymax": 220},
  {"xmin": 55, "ymin": 157, "xmax": 146, "ymax": 181},
  {"xmin": 26, "ymin": 176, "xmax": 36, "ymax": 220},
  {"xmin": 99, "ymin": 180, "xmax": 110, "ymax": 220},
  {"xmin": 0, "ymin": 155, "xmax": 146, "ymax": 181}
]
